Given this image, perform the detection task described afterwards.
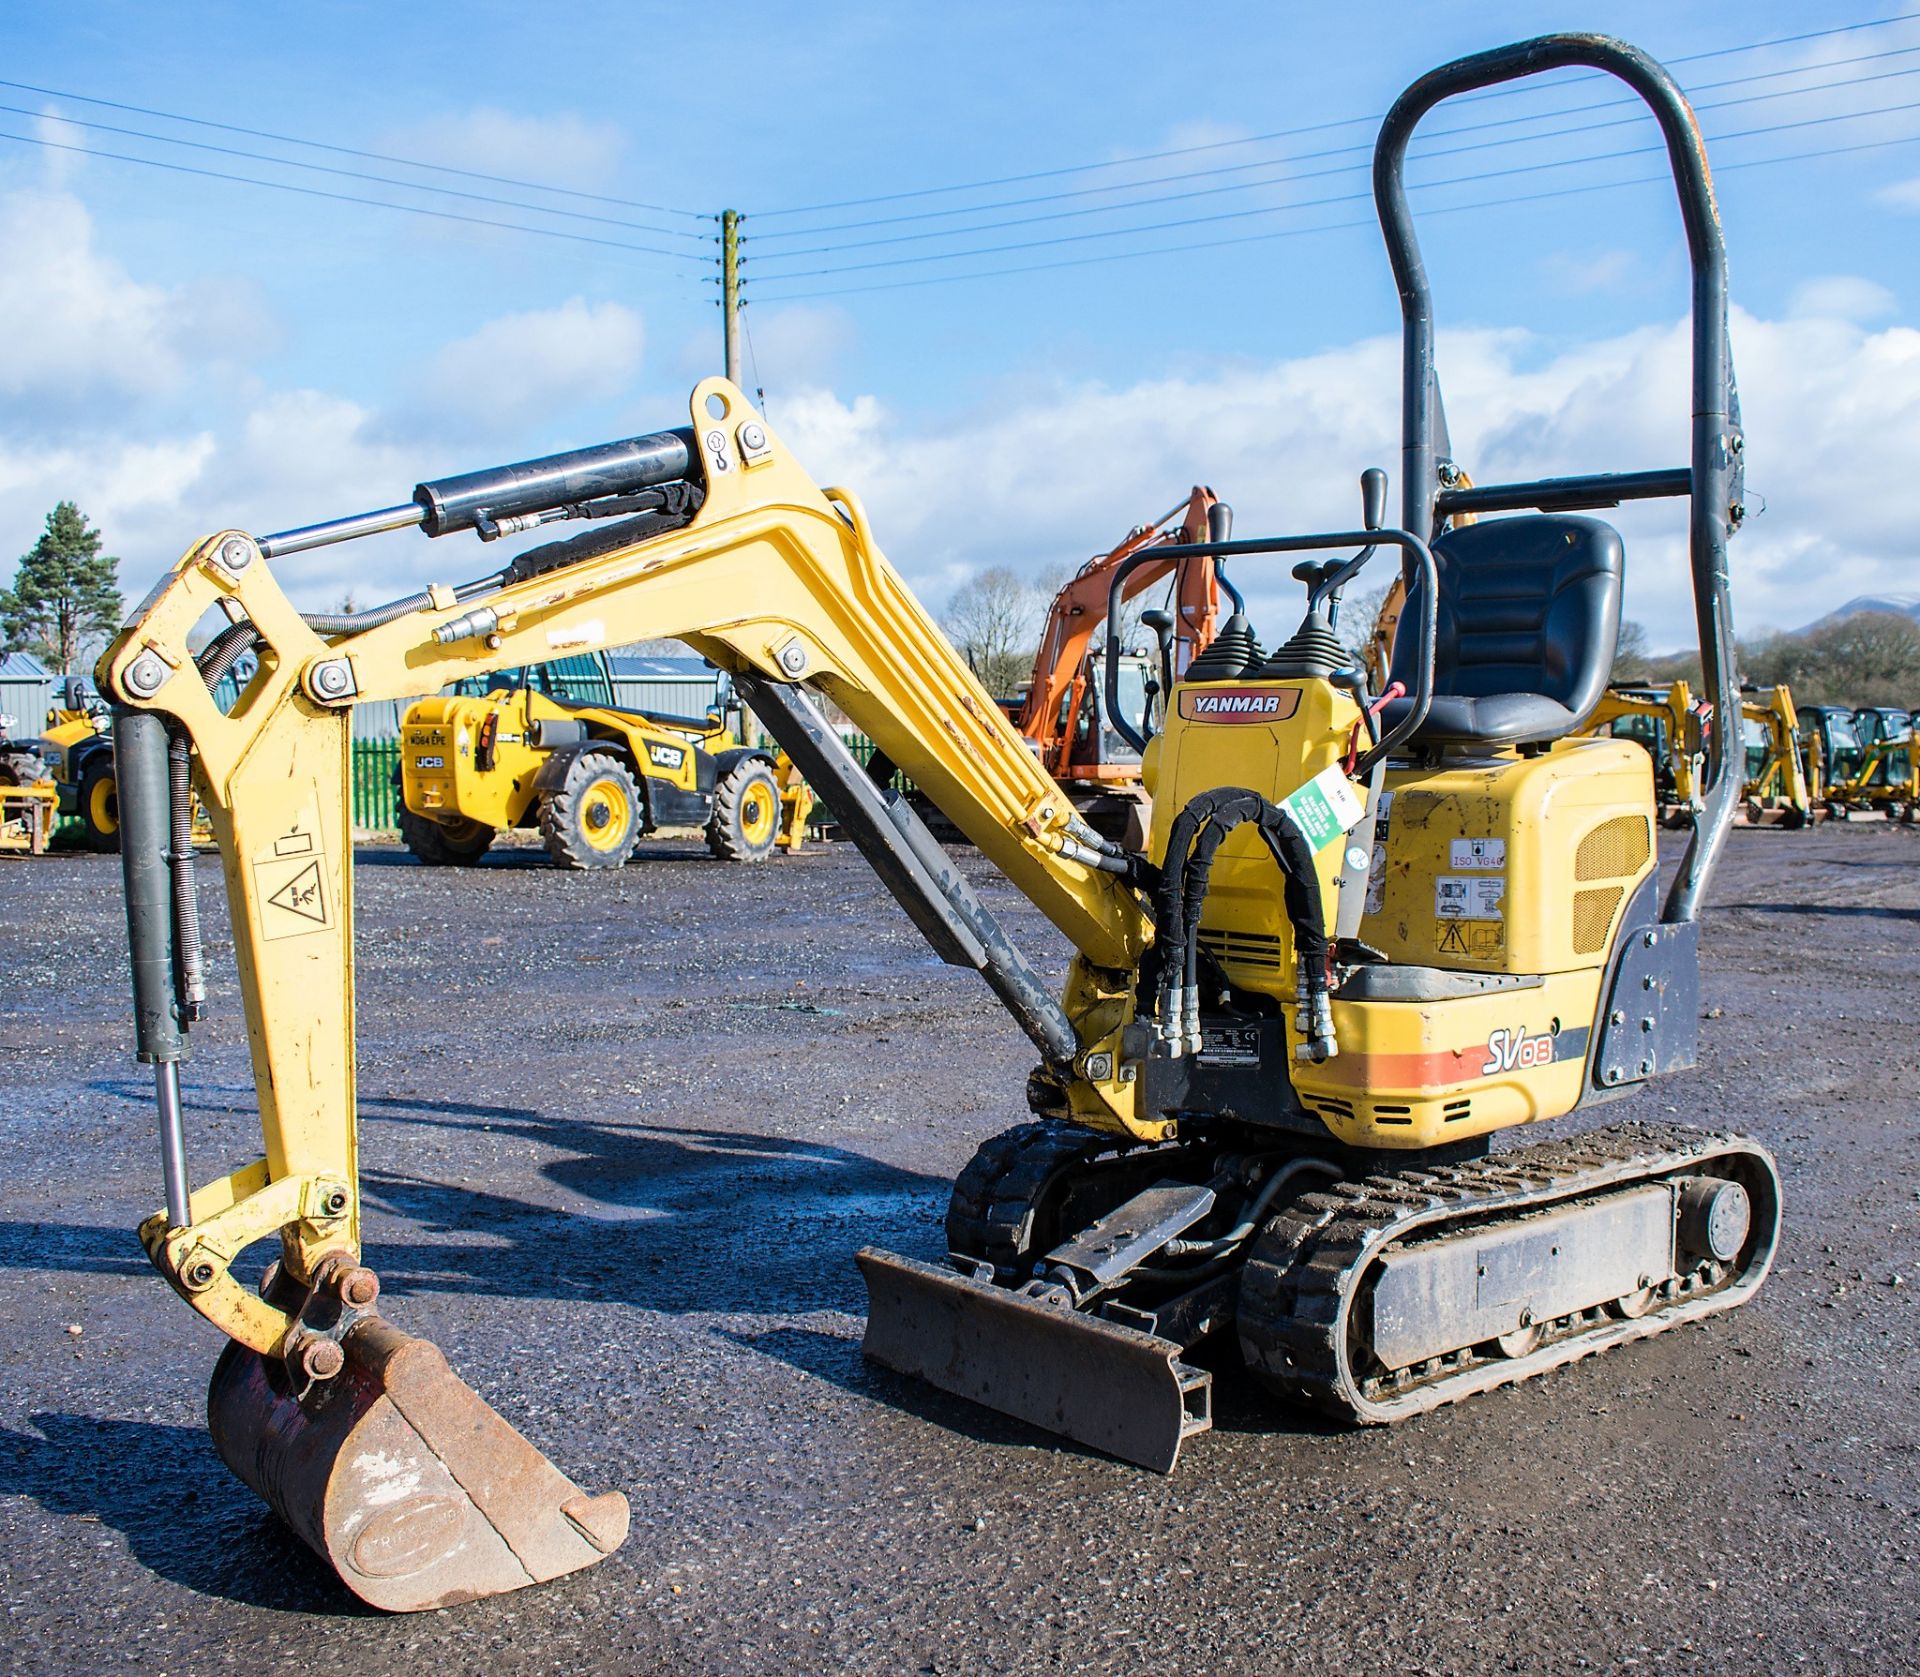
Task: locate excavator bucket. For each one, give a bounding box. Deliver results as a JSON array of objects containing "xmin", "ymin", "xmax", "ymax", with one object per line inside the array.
[
  {"xmin": 856, "ymin": 1249, "xmax": 1212, "ymax": 1474},
  {"xmin": 207, "ymin": 1318, "xmax": 629, "ymax": 1612}
]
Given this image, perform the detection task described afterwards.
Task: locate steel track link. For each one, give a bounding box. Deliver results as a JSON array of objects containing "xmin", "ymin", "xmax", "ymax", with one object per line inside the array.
[{"xmin": 1239, "ymin": 1120, "xmax": 1781, "ymax": 1424}]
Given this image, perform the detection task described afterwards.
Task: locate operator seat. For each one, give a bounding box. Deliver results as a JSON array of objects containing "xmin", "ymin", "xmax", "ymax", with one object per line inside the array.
[{"xmin": 1382, "ymin": 513, "xmax": 1623, "ymax": 749}]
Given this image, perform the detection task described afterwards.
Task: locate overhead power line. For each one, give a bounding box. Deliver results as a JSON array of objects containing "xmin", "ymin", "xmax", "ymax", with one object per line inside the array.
[
  {"xmin": 0, "ymin": 75, "xmax": 710, "ymax": 221},
  {"xmin": 748, "ymin": 64, "xmax": 1920, "ymax": 264},
  {"xmin": 0, "ymin": 129, "xmax": 712, "ymax": 264},
  {"xmin": 748, "ymin": 130, "xmax": 1920, "ymax": 304},
  {"xmin": 747, "ymin": 9, "xmax": 1920, "ymax": 219},
  {"xmin": 748, "ymin": 42, "xmax": 1920, "ymax": 242},
  {"xmin": 0, "ymin": 102, "xmax": 711, "ymax": 239},
  {"xmin": 746, "ymin": 96, "xmax": 1920, "ymax": 285}
]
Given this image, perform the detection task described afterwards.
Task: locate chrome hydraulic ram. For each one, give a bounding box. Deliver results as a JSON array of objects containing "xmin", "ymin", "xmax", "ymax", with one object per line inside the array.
[{"xmin": 258, "ymin": 427, "xmax": 700, "ymax": 556}]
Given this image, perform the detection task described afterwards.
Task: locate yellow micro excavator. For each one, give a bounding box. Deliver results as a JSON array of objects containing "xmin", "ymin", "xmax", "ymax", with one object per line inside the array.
[{"xmin": 99, "ymin": 34, "xmax": 1776, "ymax": 1615}]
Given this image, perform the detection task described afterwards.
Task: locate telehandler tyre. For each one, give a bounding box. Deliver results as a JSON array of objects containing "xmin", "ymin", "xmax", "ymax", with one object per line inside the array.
[
  {"xmin": 541, "ymin": 751, "xmax": 642, "ymax": 869},
  {"xmin": 706, "ymin": 758, "xmax": 780, "ymax": 862},
  {"xmin": 76, "ymin": 760, "xmax": 120, "ymax": 852},
  {"xmin": 399, "ymin": 805, "xmax": 496, "ymax": 866}
]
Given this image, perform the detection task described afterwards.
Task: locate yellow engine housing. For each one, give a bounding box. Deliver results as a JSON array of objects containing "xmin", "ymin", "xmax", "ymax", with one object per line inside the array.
[{"xmin": 1149, "ymin": 678, "xmax": 1658, "ymax": 1150}]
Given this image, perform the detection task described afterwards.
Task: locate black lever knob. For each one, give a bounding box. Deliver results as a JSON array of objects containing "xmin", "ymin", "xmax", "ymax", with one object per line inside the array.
[{"xmin": 1360, "ymin": 467, "xmax": 1388, "ymax": 531}]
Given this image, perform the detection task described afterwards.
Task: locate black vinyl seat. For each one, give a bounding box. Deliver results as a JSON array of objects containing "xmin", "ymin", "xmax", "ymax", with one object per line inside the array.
[{"xmin": 1382, "ymin": 513, "xmax": 1623, "ymax": 748}]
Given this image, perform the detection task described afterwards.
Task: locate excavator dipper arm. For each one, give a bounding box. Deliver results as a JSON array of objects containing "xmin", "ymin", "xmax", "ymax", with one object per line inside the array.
[{"xmin": 97, "ymin": 381, "xmax": 1153, "ymax": 1608}]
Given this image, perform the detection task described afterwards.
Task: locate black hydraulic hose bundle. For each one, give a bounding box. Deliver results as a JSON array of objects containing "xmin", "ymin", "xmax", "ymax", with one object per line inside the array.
[{"xmin": 1153, "ymin": 786, "xmax": 1335, "ymax": 1062}]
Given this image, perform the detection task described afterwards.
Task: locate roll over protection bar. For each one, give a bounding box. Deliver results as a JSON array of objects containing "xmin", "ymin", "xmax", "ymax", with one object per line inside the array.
[{"xmin": 1372, "ymin": 33, "xmax": 1744, "ymax": 923}]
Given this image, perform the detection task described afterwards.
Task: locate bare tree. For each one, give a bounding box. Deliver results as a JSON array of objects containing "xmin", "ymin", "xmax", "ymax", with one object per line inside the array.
[
  {"xmin": 943, "ymin": 566, "xmax": 1042, "ymax": 698},
  {"xmin": 1610, "ymin": 619, "xmax": 1652, "ymax": 683},
  {"xmin": 1743, "ymin": 609, "xmax": 1920, "ymax": 706}
]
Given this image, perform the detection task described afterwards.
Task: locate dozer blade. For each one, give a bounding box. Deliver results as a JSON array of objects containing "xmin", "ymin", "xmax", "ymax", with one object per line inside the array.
[
  {"xmin": 857, "ymin": 1248, "xmax": 1211, "ymax": 1474},
  {"xmin": 208, "ymin": 1318, "xmax": 629, "ymax": 1612}
]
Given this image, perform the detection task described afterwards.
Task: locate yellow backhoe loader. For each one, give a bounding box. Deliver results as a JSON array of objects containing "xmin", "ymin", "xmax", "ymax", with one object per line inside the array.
[
  {"xmin": 99, "ymin": 34, "xmax": 1775, "ymax": 1616},
  {"xmin": 396, "ymin": 650, "xmax": 788, "ymax": 868}
]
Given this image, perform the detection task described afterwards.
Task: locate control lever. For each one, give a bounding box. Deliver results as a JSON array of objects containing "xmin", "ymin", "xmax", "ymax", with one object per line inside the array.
[
  {"xmin": 1205, "ymin": 503, "xmax": 1246, "ymax": 613},
  {"xmin": 1140, "ymin": 609, "xmax": 1176, "ymax": 729}
]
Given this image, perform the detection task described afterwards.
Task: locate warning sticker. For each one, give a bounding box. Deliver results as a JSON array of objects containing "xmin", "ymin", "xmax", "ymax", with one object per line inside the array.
[
  {"xmin": 1435, "ymin": 874, "xmax": 1505, "ymax": 920},
  {"xmin": 1364, "ymin": 846, "xmax": 1389, "ymax": 916},
  {"xmin": 1471, "ymin": 922, "xmax": 1505, "ymax": 955},
  {"xmin": 1437, "ymin": 921, "xmax": 1469, "ymax": 955},
  {"xmin": 253, "ymin": 822, "xmax": 332, "ymax": 941},
  {"xmin": 1449, "ymin": 838, "xmax": 1506, "ymax": 870}
]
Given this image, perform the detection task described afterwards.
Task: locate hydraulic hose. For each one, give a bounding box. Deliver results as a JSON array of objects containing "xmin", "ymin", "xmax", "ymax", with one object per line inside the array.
[{"xmin": 165, "ymin": 725, "xmax": 204, "ymax": 1022}]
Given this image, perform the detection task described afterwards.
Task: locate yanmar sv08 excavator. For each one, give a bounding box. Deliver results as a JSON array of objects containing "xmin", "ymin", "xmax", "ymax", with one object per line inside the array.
[{"xmin": 99, "ymin": 35, "xmax": 1775, "ymax": 1614}]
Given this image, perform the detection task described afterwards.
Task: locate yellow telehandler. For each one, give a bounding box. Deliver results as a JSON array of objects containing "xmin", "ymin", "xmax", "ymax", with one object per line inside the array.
[
  {"xmin": 98, "ymin": 33, "xmax": 1775, "ymax": 1616},
  {"xmin": 395, "ymin": 651, "xmax": 788, "ymax": 868}
]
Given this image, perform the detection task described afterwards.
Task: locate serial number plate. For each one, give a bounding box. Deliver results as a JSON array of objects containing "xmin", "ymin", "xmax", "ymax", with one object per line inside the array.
[{"xmin": 1198, "ymin": 1024, "xmax": 1263, "ymax": 1067}]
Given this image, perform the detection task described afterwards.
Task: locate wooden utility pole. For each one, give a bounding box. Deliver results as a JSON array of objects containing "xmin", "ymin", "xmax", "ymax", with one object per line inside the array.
[{"xmin": 720, "ymin": 208, "xmax": 742, "ymax": 385}]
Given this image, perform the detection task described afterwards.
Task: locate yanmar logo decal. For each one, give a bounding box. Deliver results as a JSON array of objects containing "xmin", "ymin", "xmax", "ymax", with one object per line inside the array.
[{"xmin": 1177, "ymin": 686, "xmax": 1301, "ymax": 723}]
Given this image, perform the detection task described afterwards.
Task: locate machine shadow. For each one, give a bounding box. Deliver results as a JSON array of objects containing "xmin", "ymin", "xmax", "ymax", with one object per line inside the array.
[
  {"xmin": 354, "ymin": 1095, "xmax": 951, "ymax": 1319},
  {"xmin": 356, "ymin": 1096, "xmax": 1360, "ymax": 1449},
  {"xmin": 0, "ymin": 1219, "xmax": 148, "ymax": 1279},
  {"xmin": 0, "ymin": 1414, "xmax": 364, "ymax": 1615},
  {"xmin": 730, "ymin": 1320, "xmax": 1350, "ymax": 1454},
  {"xmin": 1723, "ymin": 900, "xmax": 1920, "ymax": 922}
]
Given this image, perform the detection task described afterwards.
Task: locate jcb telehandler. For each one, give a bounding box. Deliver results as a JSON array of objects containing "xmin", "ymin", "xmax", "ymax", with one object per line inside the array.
[
  {"xmin": 99, "ymin": 35, "xmax": 1775, "ymax": 1615},
  {"xmin": 396, "ymin": 650, "xmax": 788, "ymax": 868}
]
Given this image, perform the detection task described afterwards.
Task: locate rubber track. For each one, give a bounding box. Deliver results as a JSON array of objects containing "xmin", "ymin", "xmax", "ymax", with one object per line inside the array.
[
  {"xmin": 1239, "ymin": 1120, "xmax": 1779, "ymax": 1425},
  {"xmin": 945, "ymin": 1121, "xmax": 1116, "ymax": 1274}
]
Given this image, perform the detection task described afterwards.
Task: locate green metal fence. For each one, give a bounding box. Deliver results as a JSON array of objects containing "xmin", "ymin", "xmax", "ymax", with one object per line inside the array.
[
  {"xmin": 842, "ymin": 732, "xmax": 916, "ymax": 795},
  {"xmin": 351, "ymin": 739, "xmax": 401, "ymax": 833}
]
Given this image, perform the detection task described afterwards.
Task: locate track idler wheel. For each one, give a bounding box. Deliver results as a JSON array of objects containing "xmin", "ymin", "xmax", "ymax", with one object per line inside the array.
[{"xmin": 208, "ymin": 1308, "xmax": 628, "ymax": 1611}]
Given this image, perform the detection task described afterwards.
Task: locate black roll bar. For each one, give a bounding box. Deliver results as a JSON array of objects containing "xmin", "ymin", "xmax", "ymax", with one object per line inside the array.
[{"xmin": 1374, "ymin": 33, "xmax": 1743, "ymax": 923}]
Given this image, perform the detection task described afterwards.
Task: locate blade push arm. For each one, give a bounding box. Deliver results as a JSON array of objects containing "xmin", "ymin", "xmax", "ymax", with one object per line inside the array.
[{"xmin": 98, "ymin": 380, "xmax": 1155, "ymax": 1357}]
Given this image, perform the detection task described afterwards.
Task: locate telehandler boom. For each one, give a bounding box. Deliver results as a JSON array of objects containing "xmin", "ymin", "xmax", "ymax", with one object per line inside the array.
[{"xmin": 99, "ymin": 32, "xmax": 1775, "ymax": 1615}]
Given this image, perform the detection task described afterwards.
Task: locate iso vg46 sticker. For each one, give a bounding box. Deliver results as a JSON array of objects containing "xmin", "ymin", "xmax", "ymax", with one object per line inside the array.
[{"xmin": 1435, "ymin": 874, "xmax": 1505, "ymax": 920}]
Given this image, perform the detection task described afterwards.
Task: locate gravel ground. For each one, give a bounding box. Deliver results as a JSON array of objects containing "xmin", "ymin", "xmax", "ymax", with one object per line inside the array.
[{"xmin": 1, "ymin": 822, "xmax": 1916, "ymax": 1676}]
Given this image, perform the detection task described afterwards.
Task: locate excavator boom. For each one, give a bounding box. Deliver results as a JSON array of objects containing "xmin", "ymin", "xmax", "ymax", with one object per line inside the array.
[{"xmin": 99, "ymin": 382, "xmax": 1157, "ymax": 1608}]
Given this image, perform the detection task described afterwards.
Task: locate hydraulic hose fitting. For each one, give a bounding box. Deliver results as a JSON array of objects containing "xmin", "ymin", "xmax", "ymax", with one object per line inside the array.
[{"xmin": 433, "ymin": 605, "xmax": 500, "ymax": 646}]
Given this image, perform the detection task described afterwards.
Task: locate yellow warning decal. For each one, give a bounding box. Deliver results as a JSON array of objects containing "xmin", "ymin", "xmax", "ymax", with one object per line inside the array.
[{"xmin": 252, "ymin": 817, "xmax": 332, "ymax": 941}]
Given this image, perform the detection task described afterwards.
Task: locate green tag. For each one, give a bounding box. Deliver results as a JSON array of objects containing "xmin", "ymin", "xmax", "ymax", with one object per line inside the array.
[{"xmin": 1279, "ymin": 764, "xmax": 1366, "ymax": 851}]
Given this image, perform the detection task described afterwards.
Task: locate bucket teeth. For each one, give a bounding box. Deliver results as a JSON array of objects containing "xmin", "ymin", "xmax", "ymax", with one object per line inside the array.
[
  {"xmin": 857, "ymin": 1247, "xmax": 1211, "ymax": 1474},
  {"xmin": 208, "ymin": 1317, "xmax": 628, "ymax": 1612}
]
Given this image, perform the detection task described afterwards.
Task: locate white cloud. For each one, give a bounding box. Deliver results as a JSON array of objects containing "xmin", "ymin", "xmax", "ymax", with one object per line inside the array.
[
  {"xmin": 1787, "ymin": 275, "xmax": 1897, "ymax": 324},
  {"xmin": 31, "ymin": 111, "xmax": 87, "ymax": 190},
  {"xmin": 1, "ymin": 178, "xmax": 1912, "ymax": 654},
  {"xmin": 743, "ymin": 303, "xmax": 855, "ymax": 390},
  {"xmin": 1540, "ymin": 249, "xmax": 1634, "ymax": 295},
  {"xmin": 413, "ymin": 297, "xmax": 646, "ymax": 434},
  {"xmin": 773, "ymin": 308, "xmax": 1920, "ymax": 646},
  {"xmin": 378, "ymin": 109, "xmax": 626, "ymax": 191},
  {"xmin": 0, "ymin": 189, "xmax": 185, "ymax": 406}
]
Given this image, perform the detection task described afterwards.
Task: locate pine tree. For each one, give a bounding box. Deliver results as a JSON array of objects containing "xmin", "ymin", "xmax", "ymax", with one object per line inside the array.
[{"xmin": 0, "ymin": 502, "xmax": 123, "ymax": 675}]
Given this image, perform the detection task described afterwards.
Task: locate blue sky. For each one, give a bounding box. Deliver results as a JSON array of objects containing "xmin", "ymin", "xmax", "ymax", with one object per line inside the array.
[{"xmin": 0, "ymin": 1, "xmax": 1916, "ymax": 646}]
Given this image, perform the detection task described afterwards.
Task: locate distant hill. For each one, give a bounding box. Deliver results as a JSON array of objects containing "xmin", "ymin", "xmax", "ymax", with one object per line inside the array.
[{"xmin": 1808, "ymin": 593, "xmax": 1920, "ymax": 628}]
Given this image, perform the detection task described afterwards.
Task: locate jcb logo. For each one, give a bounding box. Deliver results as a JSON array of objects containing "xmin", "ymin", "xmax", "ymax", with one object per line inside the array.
[
  {"xmin": 648, "ymin": 743, "xmax": 684, "ymax": 769},
  {"xmin": 1483, "ymin": 1026, "xmax": 1553, "ymax": 1075}
]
